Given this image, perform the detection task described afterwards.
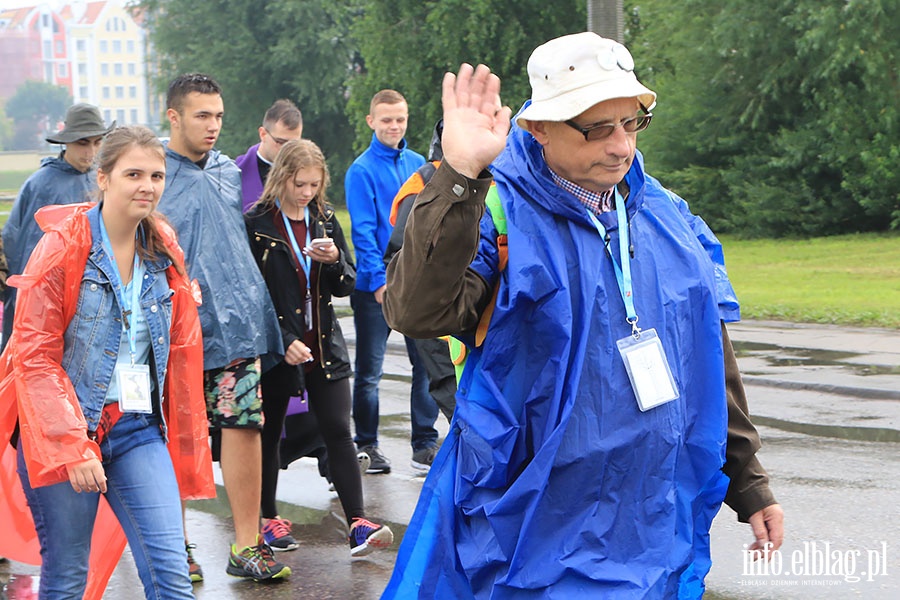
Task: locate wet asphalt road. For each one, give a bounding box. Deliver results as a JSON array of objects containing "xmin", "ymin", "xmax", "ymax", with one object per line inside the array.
[{"xmin": 2, "ymin": 317, "xmax": 899, "ymax": 599}]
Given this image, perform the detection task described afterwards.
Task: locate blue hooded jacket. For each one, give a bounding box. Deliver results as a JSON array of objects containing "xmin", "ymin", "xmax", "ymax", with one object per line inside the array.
[
  {"xmin": 345, "ymin": 133, "xmax": 424, "ymax": 292},
  {"xmin": 383, "ymin": 124, "xmax": 737, "ymax": 599},
  {"xmin": 1, "ymin": 155, "xmax": 96, "ymax": 346},
  {"xmin": 157, "ymin": 146, "xmax": 282, "ymax": 370}
]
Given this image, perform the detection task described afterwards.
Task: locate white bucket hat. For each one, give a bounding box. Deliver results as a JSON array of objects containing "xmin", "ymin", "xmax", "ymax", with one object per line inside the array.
[{"xmin": 516, "ymin": 32, "xmax": 657, "ymax": 128}]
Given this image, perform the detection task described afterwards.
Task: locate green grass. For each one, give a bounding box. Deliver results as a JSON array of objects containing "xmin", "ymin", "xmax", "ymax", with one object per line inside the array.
[
  {"xmin": 336, "ymin": 211, "xmax": 899, "ymax": 328},
  {"xmin": 334, "ymin": 206, "xmax": 352, "ymax": 254},
  {"xmin": 3, "ymin": 200, "xmax": 895, "ymax": 329},
  {"xmin": 720, "ymin": 233, "xmax": 900, "ymax": 328},
  {"xmin": 0, "ymin": 171, "xmax": 31, "ymax": 195}
]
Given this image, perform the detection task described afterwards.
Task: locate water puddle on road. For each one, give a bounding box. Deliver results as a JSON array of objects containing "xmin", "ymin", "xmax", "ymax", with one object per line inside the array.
[
  {"xmin": 753, "ymin": 415, "xmax": 900, "ymax": 443},
  {"xmin": 733, "ymin": 341, "xmax": 900, "ymax": 376}
]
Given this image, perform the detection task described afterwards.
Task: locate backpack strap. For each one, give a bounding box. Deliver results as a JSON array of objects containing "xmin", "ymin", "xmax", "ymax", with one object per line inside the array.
[
  {"xmin": 390, "ymin": 161, "xmax": 439, "ymax": 226},
  {"xmin": 445, "ymin": 336, "xmax": 468, "ymax": 382},
  {"xmin": 475, "ymin": 184, "xmax": 507, "ymax": 347}
]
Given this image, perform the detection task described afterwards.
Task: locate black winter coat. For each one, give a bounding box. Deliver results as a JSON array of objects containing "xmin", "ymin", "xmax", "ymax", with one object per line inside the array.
[{"xmin": 245, "ymin": 203, "xmax": 356, "ymax": 390}]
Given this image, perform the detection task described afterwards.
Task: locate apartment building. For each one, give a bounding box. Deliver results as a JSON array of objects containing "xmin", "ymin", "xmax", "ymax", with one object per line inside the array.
[
  {"xmin": 0, "ymin": 1, "xmax": 159, "ymax": 128},
  {"xmin": 0, "ymin": 3, "xmax": 71, "ymax": 99}
]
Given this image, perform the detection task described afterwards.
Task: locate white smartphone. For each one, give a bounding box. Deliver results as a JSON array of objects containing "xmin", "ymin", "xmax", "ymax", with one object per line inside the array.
[{"xmin": 308, "ymin": 237, "xmax": 334, "ymax": 250}]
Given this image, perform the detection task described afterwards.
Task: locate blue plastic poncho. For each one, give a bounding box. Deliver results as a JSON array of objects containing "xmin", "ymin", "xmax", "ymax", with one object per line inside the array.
[
  {"xmin": 384, "ymin": 125, "xmax": 738, "ymax": 599},
  {"xmin": 1, "ymin": 156, "xmax": 96, "ymax": 345},
  {"xmin": 157, "ymin": 146, "xmax": 282, "ymax": 370}
]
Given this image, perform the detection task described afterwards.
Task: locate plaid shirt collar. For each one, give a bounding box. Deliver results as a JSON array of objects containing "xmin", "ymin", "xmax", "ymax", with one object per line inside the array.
[{"xmin": 548, "ymin": 164, "xmax": 615, "ymax": 214}]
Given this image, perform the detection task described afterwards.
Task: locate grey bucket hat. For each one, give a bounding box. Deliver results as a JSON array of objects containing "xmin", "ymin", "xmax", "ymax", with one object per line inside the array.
[{"xmin": 46, "ymin": 103, "xmax": 116, "ymax": 144}]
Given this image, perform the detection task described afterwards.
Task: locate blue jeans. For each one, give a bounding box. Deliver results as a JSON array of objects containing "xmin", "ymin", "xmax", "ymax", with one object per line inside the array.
[
  {"xmin": 18, "ymin": 413, "xmax": 193, "ymax": 600},
  {"xmin": 351, "ymin": 289, "xmax": 439, "ymax": 451}
]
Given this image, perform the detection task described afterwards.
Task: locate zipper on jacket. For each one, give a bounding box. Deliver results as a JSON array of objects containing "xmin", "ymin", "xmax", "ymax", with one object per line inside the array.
[{"xmin": 314, "ymin": 218, "xmax": 326, "ymax": 365}]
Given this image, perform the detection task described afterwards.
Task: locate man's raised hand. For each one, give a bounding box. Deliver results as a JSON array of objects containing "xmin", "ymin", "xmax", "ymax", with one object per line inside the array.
[{"xmin": 441, "ymin": 64, "xmax": 512, "ymax": 178}]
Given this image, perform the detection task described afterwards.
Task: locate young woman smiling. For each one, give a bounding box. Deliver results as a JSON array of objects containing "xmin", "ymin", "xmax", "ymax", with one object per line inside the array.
[{"xmin": 1, "ymin": 125, "xmax": 212, "ymax": 599}]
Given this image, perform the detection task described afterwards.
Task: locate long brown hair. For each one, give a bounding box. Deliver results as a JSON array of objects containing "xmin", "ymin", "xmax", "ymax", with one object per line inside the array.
[
  {"xmin": 96, "ymin": 125, "xmax": 184, "ymax": 275},
  {"xmin": 256, "ymin": 139, "xmax": 330, "ymax": 217}
]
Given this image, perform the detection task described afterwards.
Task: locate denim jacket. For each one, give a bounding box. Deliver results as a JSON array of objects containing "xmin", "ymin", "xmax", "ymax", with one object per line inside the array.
[
  {"xmin": 0, "ymin": 202, "xmax": 215, "ymax": 577},
  {"xmin": 61, "ymin": 206, "xmax": 175, "ymax": 433}
]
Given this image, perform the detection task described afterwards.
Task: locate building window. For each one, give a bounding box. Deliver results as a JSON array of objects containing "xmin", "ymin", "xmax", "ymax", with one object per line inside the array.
[
  {"xmin": 102, "ymin": 86, "xmax": 110, "ymax": 99},
  {"xmin": 79, "ymin": 86, "xmax": 88, "ymax": 98},
  {"xmin": 131, "ymin": 109, "xmax": 139, "ymax": 123},
  {"xmin": 113, "ymin": 40, "xmax": 122, "ymax": 53},
  {"xmin": 43, "ymin": 40, "xmax": 51, "ymax": 56},
  {"xmin": 115, "ymin": 86, "xmax": 124, "ymax": 99},
  {"xmin": 106, "ymin": 17, "xmax": 126, "ymax": 32},
  {"xmin": 77, "ymin": 39, "xmax": 86, "ymax": 53},
  {"xmin": 99, "ymin": 40, "xmax": 108, "ymax": 53},
  {"xmin": 78, "ymin": 62, "xmax": 87, "ymax": 76},
  {"xmin": 41, "ymin": 14, "xmax": 49, "ymax": 28},
  {"xmin": 129, "ymin": 85, "xmax": 137, "ymax": 98},
  {"xmin": 105, "ymin": 109, "xmax": 112, "ymax": 122},
  {"xmin": 101, "ymin": 63, "xmax": 109, "ymax": 76},
  {"xmin": 55, "ymin": 40, "xmax": 63, "ymax": 54},
  {"xmin": 114, "ymin": 63, "xmax": 123, "ymax": 76},
  {"xmin": 127, "ymin": 40, "xmax": 135, "ymax": 54},
  {"xmin": 57, "ymin": 63, "xmax": 67, "ymax": 77},
  {"xmin": 128, "ymin": 63, "xmax": 136, "ymax": 76},
  {"xmin": 116, "ymin": 109, "xmax": 125, "ymax": 123}
]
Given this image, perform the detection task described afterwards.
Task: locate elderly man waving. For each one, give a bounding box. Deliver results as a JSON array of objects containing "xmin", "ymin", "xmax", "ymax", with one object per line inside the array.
[{"xmin": 383, "ymin": 32, "xmax": 783, "ymax": 599}]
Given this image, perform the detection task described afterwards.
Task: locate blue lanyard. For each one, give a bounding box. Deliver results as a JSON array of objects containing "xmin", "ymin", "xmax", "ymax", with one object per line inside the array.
[
  {"xmin": 98, "ymin": 213, "xmax": 144, "ymax": 364},
  {"xmin": 587, "ymin": 187, "xmax": 640, "ymax": 336},
  {"xmin": 276, "ymin": 201, "xmax": 311, "ymax": 289}
]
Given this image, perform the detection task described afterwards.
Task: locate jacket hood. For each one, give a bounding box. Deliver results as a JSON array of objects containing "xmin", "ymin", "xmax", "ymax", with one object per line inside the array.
[
  {"xmin": 42, "ymin": 154, "xmax": 89, "ymax": 176},
  {"xmin": 163, "ymin": 144, "xmax": 229, "ymax": 170}
]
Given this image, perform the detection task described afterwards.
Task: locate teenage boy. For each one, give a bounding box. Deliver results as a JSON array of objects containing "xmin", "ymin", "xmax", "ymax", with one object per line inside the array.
[
  {"xmin": 158, "ymin": 73, "xmax": 289, "ymax": 583},
  {"xmin": 345, "ymin": 90, "xmax": 441, "ymax": 474}
]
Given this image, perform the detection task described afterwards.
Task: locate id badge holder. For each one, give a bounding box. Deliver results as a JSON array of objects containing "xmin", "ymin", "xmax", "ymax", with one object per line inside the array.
[
  {"xmin": 616, "ymin": 328, "xmax": 679, "ymax": 411},
  {"xmin": 304, "ymin": 292, "xmax": 313, "ymax": 332},
  {"xmin": 116, "ymin": 363, "xmax": 153, "ymax": 413}
]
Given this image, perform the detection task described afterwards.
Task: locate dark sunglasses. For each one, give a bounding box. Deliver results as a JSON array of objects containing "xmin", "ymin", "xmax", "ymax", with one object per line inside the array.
[{"xmin": 564, "ymin": 104, "xmax": 652, "ymax": 142}]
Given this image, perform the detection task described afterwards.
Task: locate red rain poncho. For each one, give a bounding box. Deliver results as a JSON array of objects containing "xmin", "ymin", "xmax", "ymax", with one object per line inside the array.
[{"xmin": 0, "ymin": 203, "xmax": 214, "ymax": 598}]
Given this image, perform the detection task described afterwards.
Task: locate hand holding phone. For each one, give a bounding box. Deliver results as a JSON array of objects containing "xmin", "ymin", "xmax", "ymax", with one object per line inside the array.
[{"xmin": 308, "ymin": 237, "xmax": 334, "ymax": 250}]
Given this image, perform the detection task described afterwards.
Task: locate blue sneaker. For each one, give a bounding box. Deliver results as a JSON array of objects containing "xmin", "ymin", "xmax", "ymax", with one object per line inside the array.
[
  {"xmin": 261, "ymin": 517, "xmax": 299, "ymax": 551},
  {"xmin": 348, "ymin": 517, "xmax": 393, "ymax": 557}
]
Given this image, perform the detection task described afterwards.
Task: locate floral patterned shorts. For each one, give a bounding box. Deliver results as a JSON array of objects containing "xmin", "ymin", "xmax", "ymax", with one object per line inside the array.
[{"xmin": 203, "ymin": 357, "xmax": 264, "ymax": 430}]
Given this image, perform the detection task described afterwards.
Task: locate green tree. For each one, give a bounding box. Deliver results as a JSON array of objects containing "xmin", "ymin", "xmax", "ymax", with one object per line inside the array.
[
  {"xmin": 139, "ymin": 0, "xmax": 360, "ymax": 200},
  {"xmin": 348, "ymin": 0, "xmax": 587, "ymax": 155},
  {"xmin": 5, "ymin": 80, "xmax": 71, "ymax": 150},
  {"xmin": 0, "ymin": 101, "xmax": 14, "ymax": 151},
  {"xmin": 628, "ymin": 0, "xmax": 900, "ymax": 236}
]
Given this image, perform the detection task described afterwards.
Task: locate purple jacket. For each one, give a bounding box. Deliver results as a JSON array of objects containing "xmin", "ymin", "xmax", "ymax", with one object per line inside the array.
[{"xmin": 235, "ymin": 143, "xmax": 264, "ymax": 212}]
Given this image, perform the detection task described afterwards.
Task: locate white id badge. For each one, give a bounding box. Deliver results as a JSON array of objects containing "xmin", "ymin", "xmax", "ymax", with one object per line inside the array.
[
  {"xmin": 116, "ymin": 363, "xmax": 153, "ymax": 413},
  {"xmin": 616, "ymin": 328, "xmax": 679, "ymax": 411}
]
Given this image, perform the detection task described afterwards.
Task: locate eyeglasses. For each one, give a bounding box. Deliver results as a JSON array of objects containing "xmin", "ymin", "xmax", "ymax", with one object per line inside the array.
[
  {"xmin": 564, "ymin": 105, "xmax": 652, "ymax": 142},
  {"xmin": 264, "ymin": 128, "xmax": 293, "ymax": 146}
]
